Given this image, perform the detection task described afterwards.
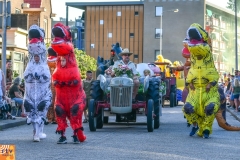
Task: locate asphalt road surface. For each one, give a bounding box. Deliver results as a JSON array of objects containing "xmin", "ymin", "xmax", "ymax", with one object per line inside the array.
[{"xmin": 1, "ymin": 105, "xmax": 240, "ymax": 160}]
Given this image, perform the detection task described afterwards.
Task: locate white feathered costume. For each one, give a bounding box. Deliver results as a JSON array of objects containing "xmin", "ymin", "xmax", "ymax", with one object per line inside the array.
[{"xmin": 23, "ymin": 25, "xmax": 52, "ymax": 142}]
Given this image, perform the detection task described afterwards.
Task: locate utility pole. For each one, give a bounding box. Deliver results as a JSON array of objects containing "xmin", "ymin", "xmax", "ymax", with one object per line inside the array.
[
  {"xmin": 1, "ymin": 0, "xmax": 10, "ymax": 77},
  {"xmin": 1, "ymin": 0, "xmax": 7, "ymax": 77},
  {"xmin": 235, "ymin": 0, "xmax": 238, "ymax": 70}
]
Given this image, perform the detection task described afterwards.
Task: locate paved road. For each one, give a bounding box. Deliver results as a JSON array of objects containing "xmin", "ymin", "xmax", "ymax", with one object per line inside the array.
[{"xmin": 1, "ymin": 105, "xmax": 240, "ymax": 160}]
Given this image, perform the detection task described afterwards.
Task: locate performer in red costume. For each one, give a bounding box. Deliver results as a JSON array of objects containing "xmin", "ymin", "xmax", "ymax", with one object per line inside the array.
[{"xmin": 51, "ymin": 23, "xmax": 86, "ymax": 144}]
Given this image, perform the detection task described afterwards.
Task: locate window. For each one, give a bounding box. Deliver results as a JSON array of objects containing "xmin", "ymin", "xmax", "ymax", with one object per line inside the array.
[
  {"xmin": 135, "ymin": 11, "xmax": 139, "ymax": 16},
  {"xmin": 15, "ymin": 9, "xmax": 21, "ymax": 14},
  {"xmin": 155, "ymin": 28, "xmax": 161, "ymax": 38},
  {"xmin": 117, "ymin": 12, "xmax": 121, "ymax": 16},
  {"xmin": 155, "ymin": 50, "xmax": 160, "ymax": 60},
  {"xmin": 156, "ymin": 7, "xmax": 162, "ymax": 16},
  {"xmin": 130, "ymin": 33, "xmax": 134, "ymax": 38}
]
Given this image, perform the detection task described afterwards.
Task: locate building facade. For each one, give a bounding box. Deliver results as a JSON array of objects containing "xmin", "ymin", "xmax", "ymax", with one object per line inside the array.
[
  {"xmin": 0, "ymin": 0, "xmax": 54, "ymax": 78},
  {"xmin": 66, "ymin": 0, "xmax": 240, "ymax": 73}
]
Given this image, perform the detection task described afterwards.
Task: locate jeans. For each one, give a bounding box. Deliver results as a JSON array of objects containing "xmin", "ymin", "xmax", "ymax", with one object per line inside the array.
[{"xmin": 12, "ymin": 98, "xmax": 23, "ymax": 105}]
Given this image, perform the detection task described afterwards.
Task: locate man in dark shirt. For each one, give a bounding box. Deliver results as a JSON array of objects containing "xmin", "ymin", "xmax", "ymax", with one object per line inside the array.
[{"xmin": 9, "ymin": 77, "xmax": 26, "ymax": 117}]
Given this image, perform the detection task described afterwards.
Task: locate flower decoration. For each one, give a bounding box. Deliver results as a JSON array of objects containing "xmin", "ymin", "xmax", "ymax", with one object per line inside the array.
[{"xmin": 113, "ymin": 64, "xmax": 133, "ymax": 78}]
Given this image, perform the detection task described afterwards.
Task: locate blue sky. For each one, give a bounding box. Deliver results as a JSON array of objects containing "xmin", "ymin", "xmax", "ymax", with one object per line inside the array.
[
  {"xmin": 51, "ymin": 0, "xmax": 229, "ymax": 21},
  {"xmin": 51, "ymin": 0, "xmax": 139, "ymax": 20}
]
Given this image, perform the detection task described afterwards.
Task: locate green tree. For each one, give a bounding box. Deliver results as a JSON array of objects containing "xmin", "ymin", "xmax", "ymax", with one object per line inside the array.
[
  {"xmin": 227, "ymin": 0, "xmax": 240, "ymax": 12},
  {"xmin": 74, "ymin": 49, "xmax": 97, "ymax": 79}
]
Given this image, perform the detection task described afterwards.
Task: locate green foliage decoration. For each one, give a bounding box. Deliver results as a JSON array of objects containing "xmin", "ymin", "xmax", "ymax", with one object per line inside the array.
[{"xmin": 74, "ymin": 49, "xmax": 97, "ymax": 79}]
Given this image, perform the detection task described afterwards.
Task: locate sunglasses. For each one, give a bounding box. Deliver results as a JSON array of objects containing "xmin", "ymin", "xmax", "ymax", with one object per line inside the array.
[{"xmin": 122, "ymin": 54, "xmax": 130, "ymax": 56}]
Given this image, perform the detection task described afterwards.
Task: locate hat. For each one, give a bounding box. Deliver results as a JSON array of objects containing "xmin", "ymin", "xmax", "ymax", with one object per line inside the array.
[
  {"xmin": 13, "ymin": 77, "xmax": 21, "ymax": 85},
  {"xmin": 119, "ymin": 48, "xmax": 133, "ymax": 56}
]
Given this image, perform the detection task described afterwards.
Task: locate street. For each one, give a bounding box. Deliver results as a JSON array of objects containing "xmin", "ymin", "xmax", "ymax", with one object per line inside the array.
[{"xmin": 1, "ymin": 105, "xmax": 240, "ymax": 160}]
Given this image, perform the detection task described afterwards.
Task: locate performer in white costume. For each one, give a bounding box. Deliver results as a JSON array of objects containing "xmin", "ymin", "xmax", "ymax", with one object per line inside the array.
[{"xmin": 23, "ymin": 25, "xmax": 52, "ymax": 142}]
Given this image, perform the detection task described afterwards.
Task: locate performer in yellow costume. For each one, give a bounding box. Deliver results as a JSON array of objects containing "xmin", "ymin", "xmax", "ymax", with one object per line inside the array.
[{"xmin": 182, "ymin": 23, "xmax": 220, "ymax": 138}]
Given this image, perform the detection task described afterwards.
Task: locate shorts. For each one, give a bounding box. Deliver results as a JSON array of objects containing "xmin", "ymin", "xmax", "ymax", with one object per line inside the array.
[
  {"xmin": 12, "ymin": 98, "xmax": 23, "ymax": 105},
  {"xmin": 230, "ymin": 93, "xmax": 234, "ymax": 101},
  {"xmin": 233, "ymin": 94, "xmax": 239, "ymax": 99},
  {"xmin": 84, "ymin": 98, "xmax": 90, "ymax": 111}
]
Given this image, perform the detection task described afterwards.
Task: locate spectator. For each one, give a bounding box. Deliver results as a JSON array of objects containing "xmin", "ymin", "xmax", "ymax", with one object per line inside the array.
[
  {"xmin": 223, "ymin": 73, "xmax": 228, "ymax": 85},
  {"xmin": 232, "ymin": 78, "xmax": 240, "ymax": 112},
  {"xmin": 6, "ymin": 69, "xmax": 13, "ymax": 90},
  {"xmin": 227, "ymin": 75, "xmax": 235, "ymax": 108},
  {"xmin": 82, "ymin": 71, "xmax": 93, "ymax": 123},
  {"xmin": 0, "ymin": 67, "xmax": 15, "ymax": 119},
  {"xmin": 6, "ymin": 60, "xmax": 12, "ymax": 70},
  {"xmin": 9, "ymin": 77, "xmax": 26, "ymax": 117}
]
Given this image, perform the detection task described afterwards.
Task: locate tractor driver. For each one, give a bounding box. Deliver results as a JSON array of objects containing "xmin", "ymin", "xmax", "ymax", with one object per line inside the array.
[{"xmin": 111, "ymin": 48, "xmax": 140, "ymax": 102}]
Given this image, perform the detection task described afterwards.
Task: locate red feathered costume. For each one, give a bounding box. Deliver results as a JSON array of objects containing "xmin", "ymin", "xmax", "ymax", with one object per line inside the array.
[{"xmin": 51, "ymin": 23, "xmax": 86, "ymax": 143}]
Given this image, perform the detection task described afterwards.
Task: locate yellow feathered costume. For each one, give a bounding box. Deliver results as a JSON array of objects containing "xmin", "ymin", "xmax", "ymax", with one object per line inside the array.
[
  {"xmin": 155, "ymin": 55, "xmax": 172, "ymax": 77},
  {"xmin": 182, "ymin": 23, "xmax": 220, "ymax": 138}
]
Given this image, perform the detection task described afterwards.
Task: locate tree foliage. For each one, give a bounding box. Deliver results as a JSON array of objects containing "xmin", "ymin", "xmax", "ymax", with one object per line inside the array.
[
  {"xmin": 74, "ymin": 49, "xmax": 97, "ymax": 79},
  {"xmin": 227, "ymin": 0, "xmax": 240, "ymax": 13}
]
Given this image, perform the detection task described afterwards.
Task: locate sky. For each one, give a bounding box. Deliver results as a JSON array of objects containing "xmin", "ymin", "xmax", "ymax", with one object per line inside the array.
[
  {"xmin": 51, "ymin": 0, "xmax": 229, "ymax": 21},
  {"xmin": 51, "ymin": 0, "xmax": 139, "ymax": 21}
]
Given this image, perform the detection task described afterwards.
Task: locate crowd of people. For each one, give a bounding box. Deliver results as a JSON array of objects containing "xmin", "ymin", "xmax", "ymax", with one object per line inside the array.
[
  {"xmin": 220, "ymin": 70, "xmax": 240, "ymax": 112},
  {"xmin": 0, "ymin": 61, "xmax": 26, "ymax": 120}
]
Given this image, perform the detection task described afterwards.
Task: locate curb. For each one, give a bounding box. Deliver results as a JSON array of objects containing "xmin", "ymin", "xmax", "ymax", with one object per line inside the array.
[
  {"xmin": 0, "ymin": 119, "xmax": 26, "ymax": 131},
  {"xmin": 226, "ymin": 108, "xmax": 240, "ymax": 122}
]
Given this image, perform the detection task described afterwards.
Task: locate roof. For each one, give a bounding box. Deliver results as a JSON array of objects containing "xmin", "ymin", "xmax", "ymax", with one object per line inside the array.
[
  {"xmin": 66, "ymin": 1, "xmax": 144, "ymax": 10},
  {"xmin": 24, "ymin": 0, "xmax": 42, "ymax": 8}
]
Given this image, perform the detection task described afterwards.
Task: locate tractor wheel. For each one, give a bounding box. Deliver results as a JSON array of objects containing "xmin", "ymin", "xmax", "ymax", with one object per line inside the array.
[
  {"xmin": 96, "ymin": 108, "xmax": 104, "ymax": 129},
  {"xmin": 147, "ymin": 99, "xmax": 154, "ymax": 132},
  {"xmin": 147, "ymin": 77, "xmax": 160, "ymax": 129},
  {"xmin": 90, "ymin": 80, "xmax": 104, "ymax": 101},
  {"xmin": 88, "ymin": 99, "xmax": 96, "ymax": 131}
]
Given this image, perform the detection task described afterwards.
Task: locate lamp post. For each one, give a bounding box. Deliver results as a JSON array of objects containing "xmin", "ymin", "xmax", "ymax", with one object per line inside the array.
[
  {"xmin": 160, "ymin": 8, "xmax": 179, "ymax": 55},
  {"xmin": 235, "ymin": 0, "xmax": 238, "ymax": 70}
]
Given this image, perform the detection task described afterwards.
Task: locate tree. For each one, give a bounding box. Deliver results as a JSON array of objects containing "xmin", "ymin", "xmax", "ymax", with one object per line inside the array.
[
  {"xmin": 227, "ymin": 0, "xmax": 240, "ymax": 13},
  {"xmin": 74, "ymin": 49, "xmax": 97, "ymax": 79}
]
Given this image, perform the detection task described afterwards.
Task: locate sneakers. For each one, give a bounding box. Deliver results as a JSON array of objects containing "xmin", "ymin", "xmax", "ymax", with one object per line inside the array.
[
  {"xmin": 72, "ymin": 135, "xmax": 80, "ymax": 144},
  {"xmin": 189, "ymin": 126, "xmax": 199, "ymax": 136},
  {"xmin": 26, "ymin": 117, "xmax": 31, "ymax": 125},
  {"xmin": 203, "ymin": 130, "xmax": 210, "ymax": 139},
  {"xmin": 57, "ymin": 136, "xmax": 67, "ymax": 144},
  {"xmin": 33, "ymin": 135, "xmax": 40, "ymax": 142},
  {"xmin": 39, "ymin": 133, "xmax": 47, "ymax": 139}
]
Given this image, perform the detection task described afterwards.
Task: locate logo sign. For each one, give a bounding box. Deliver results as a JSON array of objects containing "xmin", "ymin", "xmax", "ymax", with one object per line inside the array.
[{"xmin": 0, "ymin": 144, "xmax": 15, "ymax": 160}]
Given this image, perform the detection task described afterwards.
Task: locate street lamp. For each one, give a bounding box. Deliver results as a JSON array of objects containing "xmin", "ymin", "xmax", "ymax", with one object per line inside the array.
[{"xmin": 160, "ymin": 8, "xmax": 179, "ymax": 55}]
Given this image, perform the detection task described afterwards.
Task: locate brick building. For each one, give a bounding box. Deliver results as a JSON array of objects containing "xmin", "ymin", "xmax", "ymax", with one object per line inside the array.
[{"xmin": 0, "ymin": 0, "xmax": 55, "ymax": 78}]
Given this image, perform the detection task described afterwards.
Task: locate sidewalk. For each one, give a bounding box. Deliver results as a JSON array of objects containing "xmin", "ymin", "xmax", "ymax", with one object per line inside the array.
[
  {"xmin": 226, "ymin": 107, "xmax": 240, "ymax": 122},
  {"xmin": 0, "ymin": 106, "xmax": 240, "ymax": 131},
  {"xmin": 0, "ymin": 117, "xmax": 26, "ymax": 130}
]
